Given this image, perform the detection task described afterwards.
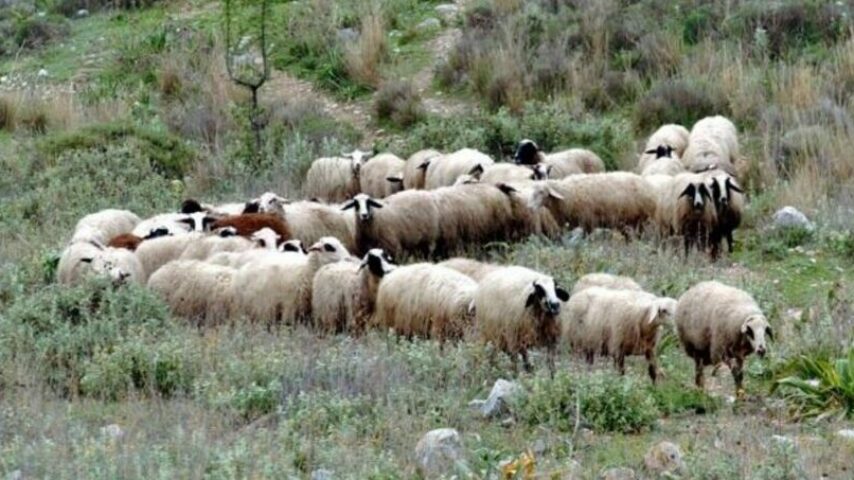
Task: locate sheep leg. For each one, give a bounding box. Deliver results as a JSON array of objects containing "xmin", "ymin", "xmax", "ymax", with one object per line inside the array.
[
  {"xmin": 585, "ymin": 350, "xmax": 595, "ymax": 365},
  {"xmin": 645, "ymin": 349, "xmax": 658, "ymax": 384},
  {"xmin": 732, "ymin": 357, "xmax": 745, "ymax": 398},
  {"xmin": 520, "ymin": 349, "xmax": 533, "ymax": 373},
  {"xmin": 614, "ymin": 354, "xmax": 626, "ymax": 376},
  {"xmin": 726, "ymin": 232, "xmax": 734, "ymax": 253},
  {"xmin": 547, "ymin": 347, "xmax": 556, "ymax": 378},
  {"xmin": 694, "ymin": 358, "xmax": 705, "ymax": 389}
]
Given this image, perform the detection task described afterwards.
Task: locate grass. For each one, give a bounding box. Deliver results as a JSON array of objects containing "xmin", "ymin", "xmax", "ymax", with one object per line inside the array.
[{"xmin": 0, "ymin": 0, "xmax": 853, "ymax": 477}]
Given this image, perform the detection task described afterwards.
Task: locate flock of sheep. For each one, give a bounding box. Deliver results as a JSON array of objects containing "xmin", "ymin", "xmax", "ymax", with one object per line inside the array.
[{"xmin": 55, "ymin": 114, "xmax": 771, "ymax": 395}]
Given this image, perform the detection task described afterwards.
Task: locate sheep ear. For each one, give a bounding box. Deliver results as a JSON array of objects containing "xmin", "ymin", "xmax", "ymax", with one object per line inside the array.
[
  {"xmin": 243, "ymin": 201, "xmax": 260, "ymax": 214},
  {"xmin": 525, "ymin": 292, "xmax": 538, "ymax": 308},
  {"xmin": 699, "ymin": 184, "xmax": 712, "ymax": 200},
  {"xmin": 646, "ymin": 304, "xmax": 660, "ymax": 324},
  {"xmin": 80, "ymin": 257, "xmax": 94, "ymax": 264},
  {"xmin": 556, "ymin": 287, "xmax": 569, "ymax": 302},
  {"xmin": 679, "ymin": 184, "xmax": 695, "ymax": 199},
  {"xmin": 741, "ymin": 322, "xmax": 754, "ymax": 339},
  {"xmin": 468, "ymin": 164, "xmax": 485, "ymax": 179},
  {"xmin": 341, "ymin": 200, "xmax": 356, "ymax": 211},
  {"xmin": 727, "ymin": 177, "xmax": 744, "ymax": 194},
  {"xmin": 180, "ymin": 199, "xmax": 204, "ymax": 214},
  {"xmin": 417, "ymin": 160, "xmax": 431, "ymax": 170},
  {"xmin": 367, "ymin": 198, "xmax": 384, "ymax": 209},
  {"xmin": 496, "ymin": 183, "xmax": 517, "ymax": 196},
  {"xmin": 546, "ymin": 187, "xmax": 565, "ymax": 200},
  {"xmin": 386, "ymin": 175, "xmax": 404, "ymax": 184},
  {"xmin": 766, "ymin": 326, "xmax": 774, "ymax": 341}
]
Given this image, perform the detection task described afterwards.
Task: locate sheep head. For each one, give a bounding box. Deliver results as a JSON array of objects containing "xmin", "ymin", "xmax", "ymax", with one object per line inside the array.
[
  {"xmin": 81, "ymin": 254, "xmax": 130, "ymax": 285},
  {"xmin": 307, "ymin": 236, "xmax": 351, "ymax": 263},
  {"xmin": 359, "ymin": 248, "xmax": 396, "ymax": 277},
  {"xmin": 256, "ymin": 192, "xmax": 288, "ymax": 216},
  {"xmin": 280, "ymin": 239, "xmax": 306, "ymax": 254},
  {"xmin": 514, "ymin": 139, "xmax": 541, "ymax": 165},
  {"xmin": 678, "ymin": 182, "xmax": 712, "ymax": 211},
  {"xmin": 344, "ymin": 149, "xmax": 373, "ymax": 175},
  {"xmin": 341, "ymin": 193, "xmax": 384, "ymax": 222},
  {"xmin": 525, "ymin": 277, "xmax": 569, "ymax": 316},
  {"xmin": 529, "ymin": 163, "xmax": 550, "ymax": 180},
  {"xmin": 251, "ymin": 227, "xmax": 281, "ymax": 250},
  {"xmin": 644, "ymin": 144, "xmax": 675, "ymax": 159},
  {"xmin": 708, "ymin": 174, "xmax": 743, "ymax": 210},
  {"xmin": 741, "ymin": 315, "xmax": 772, "ymax": 358},
  {"xmin": 646, "ymin": 297, "xmax": 678, "ymax": 327}
]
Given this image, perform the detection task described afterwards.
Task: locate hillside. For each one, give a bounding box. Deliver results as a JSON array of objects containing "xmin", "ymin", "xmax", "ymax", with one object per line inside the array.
[{"xmin": 0, "ymin": 0, "xmax": 853, "ymax": 478}]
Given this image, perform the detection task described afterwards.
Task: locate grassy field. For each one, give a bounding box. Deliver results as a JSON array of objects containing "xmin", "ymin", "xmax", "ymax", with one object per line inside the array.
[{"xmin": 1, "ymin": 0, "xmax": 853, "ymax": 478}]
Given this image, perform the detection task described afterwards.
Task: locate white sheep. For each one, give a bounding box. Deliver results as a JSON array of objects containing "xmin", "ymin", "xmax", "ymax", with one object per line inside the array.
[
  {"xmin": 311, "ymin": 248, "xmax": 396, "ymax": 335},
  {"xmin": 57, "ymin": 240, "xmax": 144, "ymax": 286},
  {"xmin": 654, "ymin": 173, "xmax": 719, "ymax": 257},
  {"xmin": 479, "ymin": 163, "xmax": 550, "ymax": 184},
  {"xmin": 303, "ymin": 149, "xmax": 371, "ymax": 202},
  {"xmin": 147, "ymin": 260, "xmax": 238, "ymax": 325},
  {"xmin": 475, "ymin": 266, "xmax": 569, "ymax": 371},
  {"xmin": 134, "ymin": 233, "xmax": 203, "ymax": 281},
  {"xmin": 72, "ymin": 209, "xmax": 141, "ymax": 245},
  {"xmin": 403, "ymin": 149, "xmax": 442, "ymax": 190},
  {"xmin": 431, "ymin": 183, "xmax": 519, "ymax": 254},
  {"xmin": 438, "ymin": 258, "xmax": 502, "ymax": 283},
  {"xmin": 682, "ymin": 116, "xmax": 739, "ymax": 172},
  {"xmin": 424, "ymin": 148, "xmax": 495, "ymax": 189},
  {"xmin": 232, "ymin": 237, "xmax": 353, "ymax": 325},
  {"xmin": 514, "ymin": 140, "xmax": 605, "ymax": 177},
  {"xmin": 571, "ymin": 272, "xmax": 643, "ymax": 295},
  {"xmin": 373, "ymin": 263, "xmax": 478, "ymax": 342},
  {"xmin": 562, "ymin": 287, "xmax": 677, "ymax": 382},
  {"xmin": 638, "ymin": 124, "xmax": 690, "ymax": 171},
  {"xmin": 702, "ymin": 170, "xmax": 744, "ymax": 253},
  {"xmin": 675, "ymin": 281, "xmax": 772, "ymax": 394},
  {"xmin": 256, "ymin": 193, "xmax": 357, "ymax": 254},
  {"xmin": 342, "ymin": 191, "xmax": 439, "ymax": 258},
  {"xmin": 360, "ymin": 152, "xmax": 406, "ymax": 198}
]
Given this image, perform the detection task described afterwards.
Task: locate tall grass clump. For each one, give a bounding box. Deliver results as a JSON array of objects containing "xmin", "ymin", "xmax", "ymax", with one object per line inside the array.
[
  {"xmin": 374, "ymin": 79, "xmax": 424, "ymax": 128},
  {"xmin": 773, "ymin": 349, "xmax": 854, "ymax": 420},
  {"xmin": 345, "ymin": 12, "xmax": 387, "ymax": 88}
]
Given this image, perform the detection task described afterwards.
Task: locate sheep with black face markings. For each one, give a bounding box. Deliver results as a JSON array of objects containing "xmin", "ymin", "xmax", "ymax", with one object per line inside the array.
[
  {"xmin": 638, "ymin": 124, "xmax": 690, "ymax": 171},
  {"xmin": 424, "ymin": 148, "xmax": 495, "ymax": 189},
  {"xmin": 675, "ymin": 281, "xmax": 773, "ymax": 395},
  {"xmin": 654, "ymin": 173, "xmax": 719, "ymax": 258},
  {"xmin": 312, "ymin": 248, "xmax": 396, "ymax": 335},
  {"xmin": 304, "ymin": 149, "xmax": 372, "ymax": 202},
  {"xmin": 562, "ymin": 287, "xmax": 677, "ymax": 383},
  {"xmin": 641, "ymin": 145, "xmax": 685, "ymax": 176},
  {"xmin": 373, "ymin": 263, "xmax": 478, "ymax": 343},
  {"xmin": 232, "ymin": 237, "xmax": 353, "ymax": 325},
  {"xmin": 403, "ymin": 149, "xmax": 442, "ymax": 190},
  {"xmin": 703, "ymin": 170, "xmax": 744, "ymax": 253},
  {"xmin": 342, "ymin": 191, "xmax": 439, "ymax": 258},
  {"xmin": 514, "ymin": 139, "xmax": 605, "ymax": 178},
  {"xmin": 475, "ymin": 266, "xmax": 569, "ymax": 372},
  {"xmin": 360, "ymin": 152, "xmax": 406, "ymax": 198}
]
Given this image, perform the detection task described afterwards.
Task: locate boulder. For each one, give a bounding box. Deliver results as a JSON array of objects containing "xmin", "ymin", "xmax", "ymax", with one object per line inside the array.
[
  {"xmin": 415, "ymin": 428, "xmax": 468, "ymax": 478},
  {"xmin": 469, "ymin": 379, "xmax": 521, "ymax": 418}
]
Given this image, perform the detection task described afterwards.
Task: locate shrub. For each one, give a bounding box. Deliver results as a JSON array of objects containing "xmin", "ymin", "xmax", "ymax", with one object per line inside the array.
[
  {"xmin": 635, "ymin": 78, "xmax": 728, "ymax": 133},
  {"xmin": 516, "ymin": 371, "xmax": 660, "ymax": 433},
  {"xmin": 344, "ymin": 13, "xmax": 387, "ymax": 88},
  {"xmin": 373, "ymin": 80, "xmax": 424, "ymax": 128},
  {"xmin": 773, "ymin": 349, "xmax": 854, "ymax": 420},
  {"xmin": 13, "ymin": 14, "xmax": 69, "ymax": 50}
]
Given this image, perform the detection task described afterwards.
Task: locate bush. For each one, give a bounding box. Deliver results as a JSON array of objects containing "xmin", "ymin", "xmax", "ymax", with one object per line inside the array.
[
  {"xmin": 373, "ymin": 79, "xmax": 424, "ymax": 128},
  {"xmin": 635, "ymin": 79, "xmax": 728, "ymax": 133},
  {"xmin": 516, "ymin": 371, "xmax": 660, "ymax": 433},
  {"xmin": 0, "ymin": 279, "xmax": 192, "ymax": 398},
  {"xmin": 13, "ymin": 14, "xmax": 69, "ymax": 50},
  {"xmin": 773, "ymin": 349, "xmax": 854, "ymax": 420}
]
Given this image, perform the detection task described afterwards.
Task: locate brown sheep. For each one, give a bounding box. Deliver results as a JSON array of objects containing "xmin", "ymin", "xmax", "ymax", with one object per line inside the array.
[{"xmin": 210, "ymin": 213, "xmax": 292, "ymax": 242}]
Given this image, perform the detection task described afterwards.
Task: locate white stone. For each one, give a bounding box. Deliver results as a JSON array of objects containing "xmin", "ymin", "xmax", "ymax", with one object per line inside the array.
[
  {"xmin": 310, "ymin": 469, "xmax": 333, "ymax": 480},
  {"xmin": 76, "ymin": 9, "xmax": 89, "ymax": 18},
  {"xmin": 37, "ymin": 69, "xmax": 48, "ymax": 78},
  {"xmin": 435, "ymin": 4, "xmax": 460, "ymax": 20},
  {"xmin": 837, "ymin": 429, "xmax": 854, "ymax": 441},
  {"xmin": 99, "ymin": 423, "xmax": 125, "ymax": 440},
  {"xmin": 416, "ymin": 18, "xmax": 442, "ymax": 32},
  {"xmin": 469, "ymin": 379, "xmax": 521, "ymax": 418},
  {"xmin": 644, "ymin": 441, "xmax": 685, "ymax": 474},
  {"xmin": 414, "ymin": 428, "xmax": 468, "ymax": 478},
  {"xmin": 773, "ymin": 206, "xmax": 814, "ymax": 231}
]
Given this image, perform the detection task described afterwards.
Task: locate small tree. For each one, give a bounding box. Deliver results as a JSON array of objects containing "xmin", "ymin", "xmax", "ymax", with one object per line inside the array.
[{"xmin": 224, "ymin": 0, "xmax": 269, "ymax": 161}]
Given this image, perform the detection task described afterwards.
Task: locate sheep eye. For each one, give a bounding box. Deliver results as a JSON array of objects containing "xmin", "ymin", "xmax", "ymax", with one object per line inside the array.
[{"xmin": 324, "ymin": 244, "xmax": 336, "ymax": 252}]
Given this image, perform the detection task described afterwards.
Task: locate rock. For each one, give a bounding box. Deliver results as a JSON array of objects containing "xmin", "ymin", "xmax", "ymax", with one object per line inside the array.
[
  {"xmin": 7, "ymin": 470, "xmax": 22, "ymax": 480},
  {"xmin": 336, "ymin": 28, "xmax": 359, "ymax": 45},
  {"xmin": 599, "ymin": 467, "xmax": 636, "ymax": 480},
  {"xmin": 310, "ymin": 469, "xmax": 334, "ymax": 480},
  {"xmin": 414, "ymin": 428, "xmax": 468, "ymax": 478},
  {"xmin": 99, "ymin": 423, "xmax": 125, "ymax": 440},
  {"xmin": 75, "ymin": 9, "xmax": 89, "ymax": 18},
  {"xmin": 772, "ymin": 206, "xmax": 814, "ymax": 231},
  {"xmin": 532, "ymin": 438, "xmax": 547, "ymax": 455},
  {"xmin": 562, "ymin": 460, "xmax": 583, "ymax": 480},
  {"xmin": 37, "ymin": 69, "xmax": 48, "ymax": 78},
  {"xmin": 435, "ymin": 4, "xmax": 460, "ymax": 20},
  {"xmin": 644, "ymin": 441, "xmax": 685, "ymax": 475},
  {"xmin": 836, "ymin": 429, "xmax": 854, "ymax": 441},
  {"xmin": 416, "ymin": 17, "xmax": 442, "ymax": 32},
  {"xmin": 469, "ymin": 379, "xmax": 521, "ymax": 418}
]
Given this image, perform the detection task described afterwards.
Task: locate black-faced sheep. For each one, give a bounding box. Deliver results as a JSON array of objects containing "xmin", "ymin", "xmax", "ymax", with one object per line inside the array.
[
  {"xmin": 514, "ymin": 139, "xmax": 605, "ymax": 177},
  {"xmin": 312, "ymin": 248, "xmax": 396, "ymax": 335},
  {"xmin": 475, "ymin": 266, "xmax": 569, "ymax": 372},
  {"xmin": 654, "ymin": 173, "xmax": 719, "ymax": 258},
  {"xmin": 562, "ymin": 287, "xmax": 677, "ymax": 383},
  {"xmin": 704, "ymin": 171, "xmax": 744, "ymax": 253},
  {"xmin": 675, "ymin": 281, "xmax": 772, "ymax": 395},
  {"xmin": 638, "ymin": 124, "xmax": 690, "ymax": 171},
  {"xmin": 373, "ymin": 263, "xmax": 478, "ymax": 343},
  {"xmin": 303, "ymin": 150, "xmax": 371, "ymax": 202},
  {"xmin": 342, "ymin": 192, "xmax": 439, "ymax": 258}
]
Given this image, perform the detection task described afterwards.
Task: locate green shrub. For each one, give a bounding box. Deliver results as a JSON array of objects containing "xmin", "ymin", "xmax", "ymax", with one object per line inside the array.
[
  {"xmin": 0, "ymin": 279, "xmax": 189, "ymax": 397},
  {"xmin": 635, "ymin": 78, "xmax": 728, "ymax": 133},
  {"xmin": 517, "ymin": 371, "xmax": 660, "ymax": 433},
  {"xmin": 36, "ymin": 122, "xmax": 196, "ymax": 178},
  {"xmin": 773, "ymin": 349, "xmax": 854, "ymax": 420},
  {"xmin": 651, "ymin": 382, "xmax": 720, "ymax": 416}
]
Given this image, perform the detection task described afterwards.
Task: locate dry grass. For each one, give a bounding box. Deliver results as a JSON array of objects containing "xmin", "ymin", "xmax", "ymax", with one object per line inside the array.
[
  {"xmin": 345, "ymin": 12, "xmax": 387, "ymax": 88},
  {"xmin": 0, "ymin": 94, "xmax": 19, "ymax": 131}
]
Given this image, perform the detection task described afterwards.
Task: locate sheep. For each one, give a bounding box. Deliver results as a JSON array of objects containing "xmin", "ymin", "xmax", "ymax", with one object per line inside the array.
[
  {"xmin": 675, "ymin": 281, "xmax": 773, "ymax": 394},
  {"xmin": 311, "ymin": 248, "xmax": 396, "ymax": 335},
  {"xmin": 438, "ymin": 258, "xmax": 502, "ymax": 283},
  {"xmin": 210, "ymin": 213, "xmax": 291, "ymax": 241},
  {"xmin": 342, "ymin": 191, "xmax": 439, "ymax": 258},
  {"xmin": 562, "ymin": 287, "xmax": 677, "ymax": 382},
  {"xmin": 431, "ymin": 183, "xmax": 521, "ymax": 254},
  {"xmin": 703, "ymin": 171, "xmax": 744, "ymax": 253},
  {"xmin": 280, "ymin": 239, "xmax": 306, "ymax": 253},
  {"xmin": 424, "ymin": 148, "xmax": 495, "ymax": 189},
  {"xmin": 232, "ymin": 237, "xmax": 353, "ymax": 325},
  {"xmin": 178, "ymin": 235, "xmax": 255, "ymax": 261},
  {"xmin": 654, "ymin": 173, "xmax": 719, "ymax": 258},
  {"xmin": 204, "ymin": 230, "xmax": 298, "ymax": 268},
  {"xmin": 638, "ymin": 124, "xmax": 690, "ymax": 171},
  {"xmin": 57, "ymin": 241, "xmax": 144, "ymax": 286},
  {"xmin": 107, "ymin": 227, "xmax": 171, "ymax": 251},
  {"xmin": 682, "ymin": 115, "xmax": 739, "ymax": 172},
  {"xmin": 181, "ymin": 197, "xmax": 260, "ymax": 216},
  {"xmin": 360, "ymin": 152, "xmax": 406, "ymax": 198},
  {"xmin": 641, "ymin": 152, "xmax": 685, "ymax": 177},
  {"xmin": 72, "ymin": 209, "xmax": 141, "ymax": 244},
  {"xmin": 134, "ymin": 233, "xmax": 203, "ymax": 280},
  {"xmin": 479, "ymin": 163, "xmax": 550, "ymax": 184},
  {"xmin": 147, "ymin": 260, "xmax": 238, "ymax": 325},
  {"xmin": 373, "ymin": 263, "xmax": 478, "ymax": 343},
  {"xmin": 303, "ymin": 149, "xmax": 372, "ymax": 202},
  {"xmin": 475, "ymin": 266, "xmax": 569, "ymax": 371},
  {"xmin": 403, "ymin": 149, "xmax": 442, "ymax": 190},
  {"xmin": 536, "ymin": 173, "xmax": 657, "ymax": 235},
  {"xmin": 514, "ymin": 140, "xmax": 605, "ymax": 177},
  {"xmin": 570, "ymin": 272, "xmax": 643, "ymax": 295},
  {"xmin": 256, "ymin": 193, "xmax": 357, "ymax": 254},
  {"xmin": 131, "ymin": 212, "xmax": 215, "ymax": 237}
]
